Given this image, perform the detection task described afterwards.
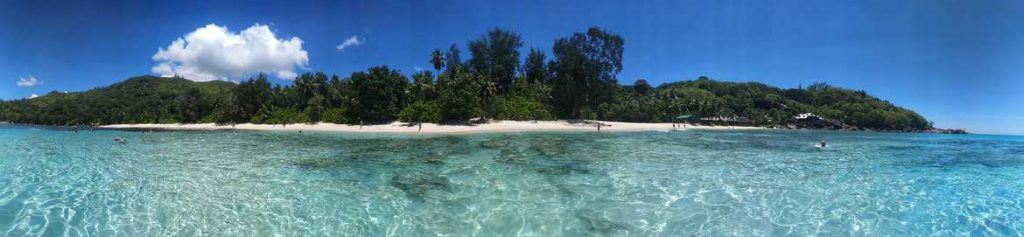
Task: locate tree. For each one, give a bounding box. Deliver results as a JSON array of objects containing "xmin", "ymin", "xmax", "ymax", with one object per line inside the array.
[
  {"xmin": 325, "ymin": 74, "xmax": 350, "ymax": 108},
  {"xmin": 597, "ymin": 92, "xmax": 660, "ymax": 122},
  {"xmin": 550, "ymin": 27, "xmax": 625, "ymax": 119},
  {"xmin": 510, "ymin": 76, "xmax": 552, "ymax": 104},
  {"xmin": 633, "ymin": 79, "xmax": 653, "ymax": 96},
  {"xmin": 294, "ymin": 72, "xmax": 327, "ymax": 111},
  {"xmin": 211, "ymin": 95, "xmax": 239, "ymax": 124},
  {"xmin": 234, "ymin": 74, "xmax": 272, "ymax": 122},
  {"xmin": 304, "ymin": 94, "xmax": 325, "ymax": 122},
  {"xmin": 268, "ymin": 84, "xmax": 302, "ymax": 111},
  {"xmin": 657, "ymin": 87, "xmax": 723, "ymax": 118},
  {"xmin": 445, "ymin": 44, "xmax": 462, "ymax": 72},
  {"xmin": 411, "ymin": 71, "xmax": 437, "ymax": 102},
  {"xmin": 350, "ymin": 66, "xmax": 410, "ymax": 123},
  {"xmin": 430, "ymin": 49, "xmax": 445, "ymax": 72},
  {"xmin": 468, "ymin": 28, "xmax": 523, "ymax": 93},
  {"xmin": 176, "ymin": 87, "xmax": 203, "ymax": 123},
  {"xmin": 521, "ymin": 48, "xmax": 549, "ymax": 84},
  {"xmin": 437, "ymin": 69, "xmax": 481, "ymax": 121},
  {"xmin": 478, "ymin": 75, "xmax": 497, "ymax": 120}
]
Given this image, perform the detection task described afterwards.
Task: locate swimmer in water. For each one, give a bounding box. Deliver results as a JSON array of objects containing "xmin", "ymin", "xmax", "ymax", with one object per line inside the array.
[
  {"xmin": 113, "ymin": 137, "xmax": 127, "ymax": 144},
  {"xmin": 819, "ymin": 140, "xmax": 827, "ymax": 148}
]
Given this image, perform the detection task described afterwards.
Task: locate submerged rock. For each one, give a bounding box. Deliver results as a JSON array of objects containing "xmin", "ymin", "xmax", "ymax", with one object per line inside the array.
[
  {"xmin": 390, "ymin": 172, "xmax": 451, "ymax": 199},
  {"xmin": 292, "ymin": 157, "xmax": 344, "ymax": 170},
  {"xmin": 437, "ymin": 136, "xmax": 473, "ymax": 155},
  {"xmin": 576, "ymin": 209, "xmax": 630, "ymax": 234},
  {"xmin": 416, "ymin": 152, "xmax": 445, "ymax": 164},
  {"xmin": 480, "ymin": 137, "xmax": 515, "ymax": 149},
  {"xmin": 534, "ymin": 164, "xmax": 591, "ymax": 176},
  {"xmin": 495, "ymin": 149, "xmax": 530, "ymax": 165},
  {"xmin": 530, "ymin": 137, "xmax": 570, "ymax": 158}
]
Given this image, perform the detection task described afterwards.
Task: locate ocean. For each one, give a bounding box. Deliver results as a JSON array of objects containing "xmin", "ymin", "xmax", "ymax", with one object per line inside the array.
[{"xmin": 1, "ymin": 125, "xmax": 1022, "ymax": 236}]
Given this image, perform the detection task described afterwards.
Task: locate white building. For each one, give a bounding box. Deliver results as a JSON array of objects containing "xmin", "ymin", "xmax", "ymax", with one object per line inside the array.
[{"xmin": 794, "ymin": 113, "xmax": 817, "ymax": 120}]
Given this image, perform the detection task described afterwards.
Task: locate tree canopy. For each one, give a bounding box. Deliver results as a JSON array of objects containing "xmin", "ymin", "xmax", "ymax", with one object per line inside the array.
[{"xmin": 468, "ymin": 28, "xmax": 523, "ymax": 94}]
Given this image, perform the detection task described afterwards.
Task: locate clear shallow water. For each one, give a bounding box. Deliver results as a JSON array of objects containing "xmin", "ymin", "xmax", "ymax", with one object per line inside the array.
[{"xmin": 1, "ymin": 125, "xmax": 1023, "ymax": 236}]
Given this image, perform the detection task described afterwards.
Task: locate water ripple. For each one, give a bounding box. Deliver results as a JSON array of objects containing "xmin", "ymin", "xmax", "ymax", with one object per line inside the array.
[{"xmin": 1, "ymin": 126, "xmax": 1023, "ymax": 235}]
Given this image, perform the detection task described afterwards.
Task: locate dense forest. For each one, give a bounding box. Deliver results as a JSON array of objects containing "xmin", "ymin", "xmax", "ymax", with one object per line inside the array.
[{"xmin": 0, "ymin": 27, "xmax": 932, "ymax": 131}]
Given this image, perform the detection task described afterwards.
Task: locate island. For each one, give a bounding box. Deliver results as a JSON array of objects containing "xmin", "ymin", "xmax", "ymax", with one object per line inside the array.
[{"xmin": 0, "ymin": 28, "xmax": 960, "ymax": 134}]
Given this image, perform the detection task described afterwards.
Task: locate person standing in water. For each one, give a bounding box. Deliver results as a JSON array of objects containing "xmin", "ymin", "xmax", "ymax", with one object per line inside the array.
[{"xmin": 819, "ymin": 140, "xmax": 827, "ymax": 147}]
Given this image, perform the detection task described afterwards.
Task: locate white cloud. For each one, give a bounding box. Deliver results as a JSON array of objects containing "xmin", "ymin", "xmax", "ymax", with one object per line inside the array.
[
  {"xmin": 16, "ymin": 76, "xmax": 41, "ymax": 88},
  {"xmin": 335, "ymin": 36, "xmax": 364, "ymax": 51},
  {"xmin": 29, "ymin": 94, "xmax": 38, "ymax": 99},
  {"xmin": 152, "ymin": 24, "xmax": 309, "ymax": 81}
]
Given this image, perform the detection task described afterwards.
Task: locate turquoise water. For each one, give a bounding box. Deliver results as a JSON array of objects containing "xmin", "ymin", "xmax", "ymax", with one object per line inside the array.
[{"xmin": 1, "ymin": 125, "xmax": 1023, "ymax": 236}]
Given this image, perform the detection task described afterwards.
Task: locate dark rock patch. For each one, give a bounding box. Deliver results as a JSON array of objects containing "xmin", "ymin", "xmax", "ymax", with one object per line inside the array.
[{"xmin": 390, "ymin": 172, "xmax": 451, "ymax": 199}]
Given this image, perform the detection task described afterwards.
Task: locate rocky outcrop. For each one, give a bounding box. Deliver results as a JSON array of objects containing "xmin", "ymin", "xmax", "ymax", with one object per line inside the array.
[{"xmin": 926, "ymin": 128, "xmax": 969, "ymax": 134}]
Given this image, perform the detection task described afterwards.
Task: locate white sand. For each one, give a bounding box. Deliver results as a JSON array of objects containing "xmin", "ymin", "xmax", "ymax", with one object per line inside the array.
[{"xmin": 102, "ymin": 120, "xmax": 765, "ymax": 134}]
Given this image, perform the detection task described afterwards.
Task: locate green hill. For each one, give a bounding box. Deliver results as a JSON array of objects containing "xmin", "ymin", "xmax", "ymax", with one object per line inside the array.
[
  {"xmin": 1, "ymin": 74, "xmax": 931, "ymax": 132},
  {"xmin": 0, "ymin": 76, "xmax": 235, "ymax": 125},
  {"xmin": 599, "ymin": 77, "xmax": 930, "ymax": 131}
]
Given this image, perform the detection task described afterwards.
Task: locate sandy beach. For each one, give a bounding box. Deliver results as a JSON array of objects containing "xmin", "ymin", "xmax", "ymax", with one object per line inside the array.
[{"xmin": 101, "ymin": 120, "xmax": 765, "ymax": 134}]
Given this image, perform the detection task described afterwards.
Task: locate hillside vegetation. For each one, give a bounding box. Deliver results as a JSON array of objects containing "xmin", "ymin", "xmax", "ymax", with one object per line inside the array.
[{"xmin": 0, "ymin": 27, "xmax": 931, "ymax": 132}]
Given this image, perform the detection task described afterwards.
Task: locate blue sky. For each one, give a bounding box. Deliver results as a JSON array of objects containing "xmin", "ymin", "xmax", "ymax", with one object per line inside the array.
[{"xmin": 1, "ymin": 0, "xmax": 1022, "ymax": 134}]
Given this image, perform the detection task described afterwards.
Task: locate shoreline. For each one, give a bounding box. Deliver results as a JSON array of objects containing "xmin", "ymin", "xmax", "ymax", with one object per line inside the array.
[{"xmin": 100, "ymin": 120, "xmax": 765, "ymax": 134}]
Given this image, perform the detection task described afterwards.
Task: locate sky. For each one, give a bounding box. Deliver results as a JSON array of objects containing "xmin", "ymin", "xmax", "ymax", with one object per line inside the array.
[{"xmin": 1, "ymin": 0, "xmax": 1022, "ymax": 134}]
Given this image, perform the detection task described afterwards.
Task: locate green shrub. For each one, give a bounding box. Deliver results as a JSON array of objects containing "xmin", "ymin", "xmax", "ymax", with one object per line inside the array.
[
  {"xmin": 198, "ymin": 114, "xmax": 218, "ymax": 124},
  {"xmin": 250, "ymin": 106, "xmax": 271, "ymax": 124},
  {"xmin": 265, "ymin": 108, "xmax": 309, "ymax": 124},
  {"xmin": 321, "ymin": 107, "xmax": 349, "ymax": 124},
  {"xmin": 494, "ymin": 96, "xmax": 555, "ymax": 121},
  {"xmin": 398, "ymin": 101, "xmax": 441, "ymax": 123},
  {"xmin": 158, "ymin": 117, "xmax": 180, "ymax": 124}
]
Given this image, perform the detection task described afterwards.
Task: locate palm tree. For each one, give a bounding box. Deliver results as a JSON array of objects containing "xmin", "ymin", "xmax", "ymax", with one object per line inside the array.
[
  {"xmin": 477, "ymin": 76, "xmax": 497, "ymax": 120},
  {"xmin": 430, "ymin": 49, "xmax": 445, "ymax": 73}
]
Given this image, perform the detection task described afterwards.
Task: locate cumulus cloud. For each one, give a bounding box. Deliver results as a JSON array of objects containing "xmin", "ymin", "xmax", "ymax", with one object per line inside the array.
[
  {"xmin": 152, "ymin": 24, "xmax": 309, "ymax": 81},
  {"xmin": 16, "ymin": 76, "xmax": 41, "ymax": 88},
  {"xmin": 335, "ymin": 36, "xmax": 364, "ymax": 51}
]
